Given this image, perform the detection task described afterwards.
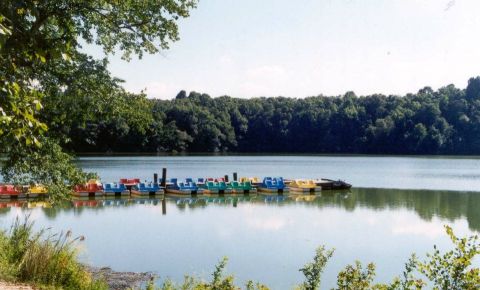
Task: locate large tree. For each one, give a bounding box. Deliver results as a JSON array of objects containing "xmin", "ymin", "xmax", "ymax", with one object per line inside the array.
[{"xmin": 0, "ymin": 0, "xmax": 197, "ymax": 198}]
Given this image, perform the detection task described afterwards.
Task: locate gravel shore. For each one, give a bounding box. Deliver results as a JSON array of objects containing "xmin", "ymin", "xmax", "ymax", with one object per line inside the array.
[
  {"xmin": 87, "ymin": 266, "xmax": 156, "ymax": 290},
  {"xmin": 0, "ymin": 266, "xmax": 154, "ymax": 290}
]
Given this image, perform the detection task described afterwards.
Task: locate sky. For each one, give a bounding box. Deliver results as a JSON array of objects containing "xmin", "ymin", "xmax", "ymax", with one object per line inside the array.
[{"xmin": 85, "ymin": 0, "xmax": 480, "ymax": 99}]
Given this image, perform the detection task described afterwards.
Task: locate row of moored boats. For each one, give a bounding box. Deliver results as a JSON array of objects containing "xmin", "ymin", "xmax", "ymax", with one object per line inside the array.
[{"xmin": 0, "ymin": 177, "xmax": 351, "ymax": 199}]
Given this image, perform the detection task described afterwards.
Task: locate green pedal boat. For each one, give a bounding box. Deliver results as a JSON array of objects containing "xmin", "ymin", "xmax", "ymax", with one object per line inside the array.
[{"xmin": 228, "ymin": 181, "xmax": 256, "ymax": 194}]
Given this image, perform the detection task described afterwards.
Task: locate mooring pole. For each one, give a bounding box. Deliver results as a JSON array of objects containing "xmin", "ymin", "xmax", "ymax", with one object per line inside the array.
[
  {"xmin": 153, "ymin": 173, "xmax": 158, "ymax": 185},
  {"xmin": 161, "ymin": 168, "xmax": 167, "ymax": 187},
  {"xmin": 233, "ymin": 172, "xmax": 238, "ymax": 181},
  {"xmin": 162, "ymin": 198, "xmax": 167, "ymax": 215},
  {"xmin": 224, "ymin": 175, "xmax": 229, "ymax": 182}
]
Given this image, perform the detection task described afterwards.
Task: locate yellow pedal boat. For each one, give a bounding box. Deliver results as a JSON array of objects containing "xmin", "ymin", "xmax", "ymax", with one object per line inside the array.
[
  {"xmin": 287, "ymin": 179, "xmax": 322, "ymax": 193},
  {"xmin": 28, "ymin": 184, "xmax": 48, "ymax": 198},
  {"xmin": 239, "ymin": 177, "xmax": 262, "ymax": 186}
]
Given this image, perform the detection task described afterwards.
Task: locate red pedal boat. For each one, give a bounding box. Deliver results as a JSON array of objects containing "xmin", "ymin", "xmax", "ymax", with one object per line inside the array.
[
  {"xmin": 119, "ymin": 178, "xmax": 140, "ymax": 190},
  {"xmin": 73, "ymin": 180, "xmax": 104, "ymax": 197},
  {"xmin": 0, "ymin": 185, "xmax": 25, "ymax": 199}
]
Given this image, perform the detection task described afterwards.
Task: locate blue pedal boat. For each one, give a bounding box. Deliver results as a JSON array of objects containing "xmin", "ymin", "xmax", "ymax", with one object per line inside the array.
[
  {"xmin": 131, "ymin": 182, "xmax": 164, "ymax": 196},
  {"xmin": 257, "ymin": 177, "xmax": 289, "ymax": 194},
  {"xmin": 166, "ymin": 178, "xmax": 204, "ymax": 195},
  {"xmin": 103, "ymin": 183, "xmax": 130, "ymax": 196}
]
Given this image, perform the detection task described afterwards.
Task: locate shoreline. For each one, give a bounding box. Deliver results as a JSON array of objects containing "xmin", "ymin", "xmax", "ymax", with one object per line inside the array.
[
  {"xmin": 0, "ymin": 267, "xmax": 155, "ymax": 290},
  {"xmin": 87, "ymin": 266, "xmax": 155, "ymax": 290}
]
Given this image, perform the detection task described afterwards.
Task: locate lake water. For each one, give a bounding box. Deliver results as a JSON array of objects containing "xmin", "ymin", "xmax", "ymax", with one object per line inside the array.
[
  {"xmin": 1, "ymin": 155, "xmax": 479, "ymax": 289},
  {"xmin": 76, "ymin": 155, "xmax": 480, "ymax": 191}
]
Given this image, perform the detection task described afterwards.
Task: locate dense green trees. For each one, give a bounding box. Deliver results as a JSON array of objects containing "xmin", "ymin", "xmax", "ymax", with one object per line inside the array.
[{"xmin": 45, "ymin": 76, "xmax": 480, "ymax": 155}]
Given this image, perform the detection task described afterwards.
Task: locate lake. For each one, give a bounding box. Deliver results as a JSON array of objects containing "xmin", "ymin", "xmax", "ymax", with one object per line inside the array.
[
  {"xmin": 76, "ymin": 155, "xmax": 480, "ymax": 191},
  {"xmin": 0, "ymin": 155, "xmax": 479, "ymax": 289}
]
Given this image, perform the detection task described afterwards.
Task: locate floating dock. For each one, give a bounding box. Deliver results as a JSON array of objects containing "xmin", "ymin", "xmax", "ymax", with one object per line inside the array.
[{"xmin": 0, "ymin": 168, "xmax": 351, "ymax": 200}]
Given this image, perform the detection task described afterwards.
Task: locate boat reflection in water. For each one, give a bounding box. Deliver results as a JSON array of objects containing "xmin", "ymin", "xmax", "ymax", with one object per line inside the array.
[
  {"xmin": 1, "ymin": 188, "xmax": 479, "ymax": 232},
  {"xmin": 0, "ymin": 190, "xmax": 351, "ymax": 215}
]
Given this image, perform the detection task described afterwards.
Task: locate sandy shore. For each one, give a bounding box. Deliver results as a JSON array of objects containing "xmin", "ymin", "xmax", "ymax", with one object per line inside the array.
[{"xmin": 0, "ymin": 281, "xmax": 35, "ymax": 290}]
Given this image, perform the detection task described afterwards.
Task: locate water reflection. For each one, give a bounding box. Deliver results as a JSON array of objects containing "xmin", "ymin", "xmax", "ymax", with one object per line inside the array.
[{"xmin": 1, "ymin": 188, "xmax": 478, "ymax": 232}]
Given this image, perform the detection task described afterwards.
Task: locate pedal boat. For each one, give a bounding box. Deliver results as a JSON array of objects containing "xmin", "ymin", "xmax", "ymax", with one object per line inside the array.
[
  {"xmin": 288, "ymin": 179, "xmax": 321, "ymax": 193},
  {"xmin": 104, "ymin": 182, "xmax": 130, "ymax": 196},
  {"xmin": 228, "ymin": 181, "xmax": 257, "ymax": 194},
  {"xmin": 194, "ymin": 178, "xmax": 205, "ymax": 186},
  {"xmin": 257, "ymin": 177, "xmax": 289, "ymax": 194},
  {"xmin": 27, "ymin": 184, "xmax": 48, "ymax": 198},
  {"xmin": 0, "ymin": 185, "xmax": 25, "ymax": 199},
  {"xmin": 73, "ymin": 179, "xmax": 104, "ymax": 197},
  {"xmin": 203, "ymin": 181, "xmax": 232, "ymax": 194},
  {"xmin": 119, "ymin": 178, "xmax": 141, "ymax": 190},
  {"xmin": 166, "ymin": 179, "xmax": 204, "ymax": 196},
  {"xmin": 239, "ymin": 177, "xmax": 262, "ymax": 187},
  {"xmin": 130, "ymin": 182, "xmax": 164, "ymax": 196}
]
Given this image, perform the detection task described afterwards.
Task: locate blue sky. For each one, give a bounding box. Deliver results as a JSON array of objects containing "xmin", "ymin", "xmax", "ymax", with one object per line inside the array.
[{"xmin": 85, "ymin": 0, "xmax": 480, "ymax": 99}]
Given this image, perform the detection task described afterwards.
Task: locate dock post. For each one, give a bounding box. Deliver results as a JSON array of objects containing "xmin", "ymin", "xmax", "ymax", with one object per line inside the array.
[
  {"xmin": 153, "ymin": 173, "xmax": 158, "ymax": 185},
  {"xmin": 161, "ymin": 168, "xmax": 167, "ymax": 187},
  {"xmin": 233, "ymin": 172, "xmax": 238, "ymax": 181},
  {"xmin": 224, "ymin": 175, "xmax": 229, "ymax": 182}
]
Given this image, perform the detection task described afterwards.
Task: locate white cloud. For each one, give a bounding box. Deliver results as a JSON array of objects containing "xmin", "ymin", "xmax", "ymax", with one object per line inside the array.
[
  {"xmin": 219, "ymin": 54, "xmax": 234, "ymax": 65},
  {"xmin": 246, "ymin": 216, "xmax": 290, "ymax": 231},
  {"xmin": 237, "ymin": 204, "xmax": 293, "ymax": 231},
  {"xmin": 390, "ymin": 214, "xmax": 472, "ymax": 240},
  {"xmin": 124, "ymin": 81, "xmax": 177, "ymax": 99}
]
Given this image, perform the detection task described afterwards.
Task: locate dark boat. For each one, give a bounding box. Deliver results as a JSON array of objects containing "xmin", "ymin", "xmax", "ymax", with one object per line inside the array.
[{"xmin": 315, "ymin": 179, "xmax": 352, "ymax": 190}]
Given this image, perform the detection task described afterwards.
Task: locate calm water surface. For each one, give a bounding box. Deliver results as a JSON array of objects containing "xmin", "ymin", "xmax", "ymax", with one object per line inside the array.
[
  {"xmin": 76, "ymin": 155, "xmax": 480, "ymax": 191},
  {"xmin": 0, "ymin": 155, "xmax": 479, "ymax": 289}
]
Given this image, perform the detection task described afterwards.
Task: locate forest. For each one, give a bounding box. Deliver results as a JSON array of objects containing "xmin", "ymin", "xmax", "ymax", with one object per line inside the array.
[{"xmin": 40, "ymin": 57, "xmax": 480, "ymax": 155}]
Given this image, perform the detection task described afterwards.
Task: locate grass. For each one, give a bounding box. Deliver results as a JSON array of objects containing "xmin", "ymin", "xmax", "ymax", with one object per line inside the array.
[{"xmin": 0, "ymin": 215, "xmax": 107, "ymax": 290}]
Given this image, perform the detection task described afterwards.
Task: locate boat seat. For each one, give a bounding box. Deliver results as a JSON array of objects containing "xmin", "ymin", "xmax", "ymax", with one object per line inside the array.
[{"xmin": 265, "ymin": 180, "xmax": 274, "ymax": 188}]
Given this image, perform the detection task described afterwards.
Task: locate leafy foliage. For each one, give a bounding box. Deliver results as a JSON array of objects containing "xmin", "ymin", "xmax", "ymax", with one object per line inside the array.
[
  {"xmin": 334, "ymin": 262, "xmax": 378, "ymax": 290},
  {"xmin": 0, "ymin": 216, "xmax": 107, "ymax": 289},
  {"xmin": 0, "ymin": 0, "xmax": 196, "ymax": 199},
  {"xmin": 297, "ymin": 246, "xmax": 334, "ymax": 290},
  {"xmin": 1, "ymin": 137, "xmax": 96, "ymax": 203},
  {"xmin": 414, "ymin": 225, "xmax": 480, "ymax": 289},
  {"xmin": 149, "ymin": 257, "xmax": 245, "ymax": 290}
]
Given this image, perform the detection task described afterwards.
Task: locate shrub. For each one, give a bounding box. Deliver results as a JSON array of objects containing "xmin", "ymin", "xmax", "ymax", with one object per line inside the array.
[{"xmin": 0, "ymin": 216, "xmax": 107, "ymax": 290}]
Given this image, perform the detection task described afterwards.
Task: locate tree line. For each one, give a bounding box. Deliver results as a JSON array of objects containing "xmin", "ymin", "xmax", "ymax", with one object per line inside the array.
[{"xmin": 41, "ymin": 70, "xmax": 480, "ymax": 155}]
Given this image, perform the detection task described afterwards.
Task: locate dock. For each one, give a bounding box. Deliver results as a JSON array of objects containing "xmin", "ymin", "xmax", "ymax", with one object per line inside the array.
[{"xmin": 0, "ymin": 168, "xmax": 351, "ymax": 200}]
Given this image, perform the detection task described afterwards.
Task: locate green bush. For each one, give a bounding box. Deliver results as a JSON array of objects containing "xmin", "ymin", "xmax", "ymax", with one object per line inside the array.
[{"xmin": 0, "ymin": 216, "xmax": 107, "ymax": 290}]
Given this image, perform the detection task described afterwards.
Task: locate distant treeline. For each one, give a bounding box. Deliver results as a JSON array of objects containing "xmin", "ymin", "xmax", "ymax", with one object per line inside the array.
[{"xmin": 41, "ymin": 66, "xmax": 480, "ymax": 154}]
